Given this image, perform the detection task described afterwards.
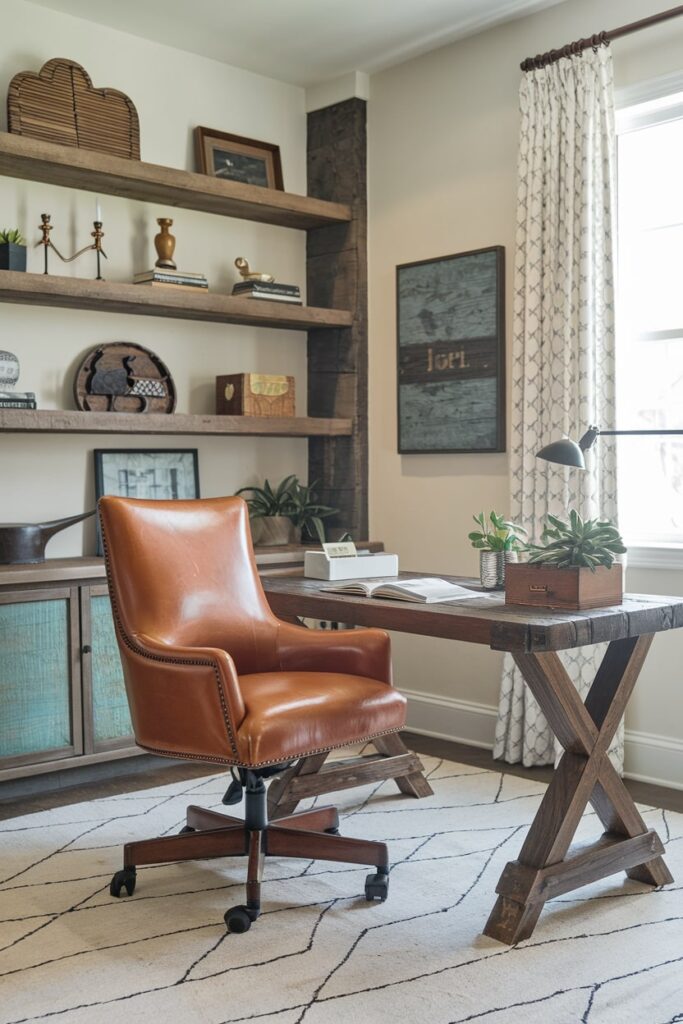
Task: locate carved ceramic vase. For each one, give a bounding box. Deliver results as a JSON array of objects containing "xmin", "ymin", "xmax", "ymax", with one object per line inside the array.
[
  {"xmin": 0, "ymin": 350, "xmax": 20, "ymax": 390},
  {"xmin": 480, "ymin": 549, "xmax": 519, "ymax": 590},
  {"xmin": 154, "ymin": 218, "xmax": 176, "ymax": 269}
]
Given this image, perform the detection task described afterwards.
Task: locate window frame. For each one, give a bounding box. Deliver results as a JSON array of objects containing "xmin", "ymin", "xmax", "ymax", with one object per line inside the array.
[{"xmin": 615, "ymin": 72, "xmax": 683, "ymax": 570}]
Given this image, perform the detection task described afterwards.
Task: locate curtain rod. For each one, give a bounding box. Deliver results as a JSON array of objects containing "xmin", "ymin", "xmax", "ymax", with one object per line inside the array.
[{"xmin": 521, "ymin": 4, "xmax": 683, "ymax": 71}]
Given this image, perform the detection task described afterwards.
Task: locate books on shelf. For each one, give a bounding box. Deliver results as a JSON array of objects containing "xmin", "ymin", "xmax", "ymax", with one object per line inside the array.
[
  {"xmin": 0, "ymin": 391, "xmax": 36, "ymax": 409},
  {"xmin": 134, "ymin": 269, "xmax": 208, "ymax": 290},
  {"xmin": 323, "ymin": 577, "xmax": 487, "ymax": 604},
  {"xmin": 232, "ymin": 281, "xmax": 302, "ymax": 305}
]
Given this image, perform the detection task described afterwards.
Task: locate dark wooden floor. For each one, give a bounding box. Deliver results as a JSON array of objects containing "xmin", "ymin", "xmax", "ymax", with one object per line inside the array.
[{"xmin": 1, "ymin": 731, "xmax": 681, "ymax": 821}]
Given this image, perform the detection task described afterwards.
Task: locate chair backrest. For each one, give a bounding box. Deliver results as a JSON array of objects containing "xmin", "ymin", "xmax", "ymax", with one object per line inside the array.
[{"xmin": 99, "ymin": 495, "xmax": 279, "ymax": 674}]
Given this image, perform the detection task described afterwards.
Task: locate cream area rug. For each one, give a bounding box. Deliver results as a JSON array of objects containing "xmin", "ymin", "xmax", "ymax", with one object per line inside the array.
[{"xmin": 1, "ymin": 752, "xmax": 682, "ymax": 1024}]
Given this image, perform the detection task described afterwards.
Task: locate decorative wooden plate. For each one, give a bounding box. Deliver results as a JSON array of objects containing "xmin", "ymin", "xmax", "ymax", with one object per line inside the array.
[
  {"xmin": 8, "ymin": 58, "xmax": 140, "ymax": 160},
  {"xmin": 74, "ymin": 342, "xmax": 176, "ymax": 414}
]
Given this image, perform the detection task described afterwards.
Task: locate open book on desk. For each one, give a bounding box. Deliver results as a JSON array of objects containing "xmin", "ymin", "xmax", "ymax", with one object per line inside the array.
[{"xmin": 322, "ymin": 577, "xmax": 487, "ymax": 604}]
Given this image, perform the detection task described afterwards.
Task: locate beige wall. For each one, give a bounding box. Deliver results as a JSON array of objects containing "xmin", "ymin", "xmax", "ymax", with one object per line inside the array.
[
  {"xmin": 368, "ymin": 0, "xmax": 683, "ymax": 785},
  {"xmin": 0, "ymin": 0, "xmax": 308, "ymax": 559}
]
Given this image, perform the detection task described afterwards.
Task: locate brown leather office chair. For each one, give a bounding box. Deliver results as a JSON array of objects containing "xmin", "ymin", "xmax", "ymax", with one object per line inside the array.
[{"xmin": 99, "ymin": 495, "xmax": 406, "ymax": 933}]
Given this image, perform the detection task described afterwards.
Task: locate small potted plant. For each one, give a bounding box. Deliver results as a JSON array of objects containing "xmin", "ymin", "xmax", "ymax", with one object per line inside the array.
[
  {"xmin": 468, "ymin": 511, "xmax": 527, "ymax": 589},
  {"xmin": 0, "ymin": 229, "xmax": 27, "ymax": 272},
  {"xmin": 236, "ymin": 474, "xmax": 338, "ymax": 547},
  {"xmin": 506, "ymin": 510, "xmax": 626, "ymax": 609},
  {"xmin": 283, "ymin": 477, "xmax": 338, "ymax": 546}
]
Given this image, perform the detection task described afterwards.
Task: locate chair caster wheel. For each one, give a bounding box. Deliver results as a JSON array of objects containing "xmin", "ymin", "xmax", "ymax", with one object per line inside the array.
[
  {"xmin": 365, "ymin": 870, "xmax": 389, "ymax": 902},
  {"xmin": 110, "ymin": 867, "xmax": 136, "ymax": 898},
  {"xmin": 224, "ymin": 904, "xmax": 259, "ymax": 934},
  {"xmin": 179, "ymin": 825, "xmax": 195, "ymax": 834},
  {"xmin": 325, "ymin": 826, "xmax": 340, "ymax": 835}
]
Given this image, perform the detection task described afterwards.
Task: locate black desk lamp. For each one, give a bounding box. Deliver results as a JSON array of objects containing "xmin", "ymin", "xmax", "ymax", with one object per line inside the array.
[{"xmin": 537, "ymin": 425, "xmax": 683, "ymax": 469}]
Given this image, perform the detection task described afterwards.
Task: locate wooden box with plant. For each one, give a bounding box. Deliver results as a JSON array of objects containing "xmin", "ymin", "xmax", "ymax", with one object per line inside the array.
[
  {"xmin": 506, "ymin": 510, "xmax": 626, "ymax": 609},
  {"xmin": 0, "ymin": 229, "xmax": 27, "ymax": 272},
  {"xmin": 468, "ymin": 511, "xmax": 527, "ymax": 590},
  {"xmin": 236, "ymin": 474, "xmax": 339, "ymax": 547}
]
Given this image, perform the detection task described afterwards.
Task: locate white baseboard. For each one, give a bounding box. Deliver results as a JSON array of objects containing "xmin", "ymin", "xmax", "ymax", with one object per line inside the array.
[
  {"xmin": 403, "ymin": 688, "xmax": 683, "ymax": 792},
  {"xmin": 623, "ymin": 729, "xmax": 683, "ymax": 792},
  {"xmin": 403, "ymin": 688, "xmax": 498, "ymax": 750}
]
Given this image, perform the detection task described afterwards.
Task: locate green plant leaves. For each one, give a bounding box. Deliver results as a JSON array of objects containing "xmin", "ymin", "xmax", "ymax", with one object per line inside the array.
[
  {"xmin": 0, "ymin": 228, "xmax": 26, "ymax": 245},
  {"xmin": 235, "ymin": 475, "xmax": 339, "ymax": 543},
  {"xmin": 468, "ymin": 511, "xmax": 527, "ymax": 553},
  {"xmin": 527, "ymin": 510, "xmax": 626, "ymax": 570}
]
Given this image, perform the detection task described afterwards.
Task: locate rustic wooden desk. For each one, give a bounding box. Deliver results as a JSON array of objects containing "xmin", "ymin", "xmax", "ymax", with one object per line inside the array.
[{"xmin": 262, "ymin": 572, "xmax": 683, "ymax": 944}]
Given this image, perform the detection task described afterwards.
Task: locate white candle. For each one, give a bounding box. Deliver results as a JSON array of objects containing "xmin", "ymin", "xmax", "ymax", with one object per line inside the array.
[{"xmin": 95, "ymin": 197, "xmax": 102, "ymax": 222}]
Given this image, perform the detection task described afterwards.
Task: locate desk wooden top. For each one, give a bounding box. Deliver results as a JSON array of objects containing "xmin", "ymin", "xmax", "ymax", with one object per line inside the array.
[{"xmin": 262, "ymin": 572, "xmax": 683, "ymax": 653}]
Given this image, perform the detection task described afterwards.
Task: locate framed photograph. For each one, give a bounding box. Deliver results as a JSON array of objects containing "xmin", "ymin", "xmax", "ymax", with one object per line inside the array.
[
  {"xmin": 194, "ymin": 126, "xmax": 284, "ymax": 190},
  {"xmin": 94, "ymin": 448, "xmax": 200, "ymax": 554},
  {"xmin": 396, "ymin": 246, "xmax": 505, "ymax": 454}
]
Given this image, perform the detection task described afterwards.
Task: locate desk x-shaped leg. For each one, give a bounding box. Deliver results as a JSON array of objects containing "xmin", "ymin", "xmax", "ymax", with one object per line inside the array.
[{"xmin": 484, "ymin": 634, "xmax": 673, "ymax": 945}]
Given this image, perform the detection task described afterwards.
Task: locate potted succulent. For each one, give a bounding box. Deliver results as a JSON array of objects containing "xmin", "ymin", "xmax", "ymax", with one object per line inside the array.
[
  {"xmin": 506, "ymin": 510, "xmax": 626, "ymax": 609},
  {"xmin": 236, "ymin": 474, "xmax": 338, "ymax": 547},
  {"xmin": 468, "ymin": 511, "xmax": 527, "ymax": 590},
  {"xmin": 0, "ymin": 229, "xmax": 27, "ymax": 272}
]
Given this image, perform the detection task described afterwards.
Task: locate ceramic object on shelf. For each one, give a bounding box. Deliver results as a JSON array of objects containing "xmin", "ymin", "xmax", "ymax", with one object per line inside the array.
[
  {"xmin": 154, "ymin": 218, "xmax": 177, "ymax": 269},
  {"xmin": 0, "ymin": 351, "xmax": 20, "ymax": 389},
  {"xmin": 0, "ymin": 243, "xmax": 26, "ymax": 272}
]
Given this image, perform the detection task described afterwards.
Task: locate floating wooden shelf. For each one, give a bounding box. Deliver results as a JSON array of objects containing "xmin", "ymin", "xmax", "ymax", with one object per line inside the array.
[
  {"xmin": 0, "ymin": 132, "xmax": 351, "ymax": 229},
  {"xmin": 0, "ymin": 408, "xmax": 352, "ymax": 437},
  {"xmin": 0, "ymin": 270, "xmax": 351, "ymax": 330}
]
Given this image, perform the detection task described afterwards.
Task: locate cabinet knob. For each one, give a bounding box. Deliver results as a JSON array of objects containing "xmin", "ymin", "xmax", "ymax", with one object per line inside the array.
[{"xmin": 82, "ymin": 644, "xmax": 92, "ymax": 654}]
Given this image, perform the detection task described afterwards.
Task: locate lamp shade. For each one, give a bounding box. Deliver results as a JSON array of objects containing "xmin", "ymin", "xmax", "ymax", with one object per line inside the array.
[{"xmin": 536, "ymin": 437, "xmax": 586, "ymax": 469}]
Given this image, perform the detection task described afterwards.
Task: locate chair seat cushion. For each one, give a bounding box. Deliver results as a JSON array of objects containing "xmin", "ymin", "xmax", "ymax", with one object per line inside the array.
[{"xmin": 236, "ymin": 671, "xmax": 406, "ymax": 767}]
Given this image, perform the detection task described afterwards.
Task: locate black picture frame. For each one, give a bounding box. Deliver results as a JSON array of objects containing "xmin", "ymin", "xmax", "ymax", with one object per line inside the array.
[
  {"xmin": 194, "ymin": 126, "xmax": 284, "ymax": 190},
  {"xmin": 93, "ymin": 448, "xmax": 200, "ymax": 555},
  {"xmin": 396, "ymin": 245, "xmax": 505, "ymax": 454}
]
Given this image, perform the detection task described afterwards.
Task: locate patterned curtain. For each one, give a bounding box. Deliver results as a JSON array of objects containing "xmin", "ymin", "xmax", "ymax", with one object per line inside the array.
[{"xmin": 494, "ymin": 46, "xmax": 620, "ymax": 768}]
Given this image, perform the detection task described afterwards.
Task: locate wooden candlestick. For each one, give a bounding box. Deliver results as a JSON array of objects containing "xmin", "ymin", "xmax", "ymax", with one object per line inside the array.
[{"xmin": 154, "ymin": 218, "xmax": 176, "ymax": 269}]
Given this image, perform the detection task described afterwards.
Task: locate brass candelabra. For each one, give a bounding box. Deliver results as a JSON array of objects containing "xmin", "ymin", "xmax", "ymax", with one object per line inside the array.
[{"xmin": 37, "ymin": 213, "xmax": 108, "ymax": 279}]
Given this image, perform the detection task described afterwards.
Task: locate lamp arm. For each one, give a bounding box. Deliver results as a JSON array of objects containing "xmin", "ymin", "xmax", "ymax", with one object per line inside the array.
[{"xmin": 597, "ymin": 428, "xmax": 683, "ymax": 437}]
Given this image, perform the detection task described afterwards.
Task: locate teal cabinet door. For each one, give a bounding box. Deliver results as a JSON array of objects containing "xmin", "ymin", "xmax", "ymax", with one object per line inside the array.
[
  {"xmin": 0, "ymin": 594, "xmax": 75, "ymax": 761},
  {"xmin": 90, "ymin": 593, "xmax": 132, "ymax": 744}
]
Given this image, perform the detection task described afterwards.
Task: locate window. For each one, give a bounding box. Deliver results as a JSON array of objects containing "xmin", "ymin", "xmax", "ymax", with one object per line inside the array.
[{"xmin": 616, "ymin": 84, "xmax": 683, "ymax": 552}]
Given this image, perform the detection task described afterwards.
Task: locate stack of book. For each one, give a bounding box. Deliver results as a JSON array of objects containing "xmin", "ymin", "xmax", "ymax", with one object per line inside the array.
[
  {"xmin": 134, "ymin": 269, "xmax": 208, "ymax": 291},
  {"xmin": 0, "ymin": 390, "xmax": 36, "ymax": 409},
  {"xmin": 232, "ymin": 281, "xmax": 302, "ymax": 305}
]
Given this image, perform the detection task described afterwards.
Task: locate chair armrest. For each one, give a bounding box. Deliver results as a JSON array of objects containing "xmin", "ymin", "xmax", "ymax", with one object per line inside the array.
[
  {"xmin": 275, "ymin": 620, "xmax": 392, "ymax": 684},
  {"xmin": 121, "ymin": 633, "xmax": 246, "ymax": 763}
]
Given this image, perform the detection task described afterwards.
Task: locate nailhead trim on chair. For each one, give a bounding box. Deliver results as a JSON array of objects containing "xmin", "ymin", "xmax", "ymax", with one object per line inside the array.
[
  {"xmin": 136, "ymin": 724, "xmax": 404, "ymax": 769},
  {"xmin": 100, "ymin": 515, "xmax": 240, "ymax": 758}
]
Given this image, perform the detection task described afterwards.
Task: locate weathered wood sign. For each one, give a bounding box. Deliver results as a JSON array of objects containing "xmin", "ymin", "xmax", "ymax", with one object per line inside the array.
[{"xmin": 396, "ymin": 246, "xmax": 505, "ymax": 453}]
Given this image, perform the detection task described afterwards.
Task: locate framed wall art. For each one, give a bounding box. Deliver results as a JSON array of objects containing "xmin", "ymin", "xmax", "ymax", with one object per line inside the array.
[
  {"xmin": 396, "ymin": 246, "xmax": 505, "ymax": 454},
  {"xmin": 194, "ymin": 126, "xmax": 284, "ymax": 190},
  {"xmin": 93, "ymin": 448, "xmax": 200, "ymax": 554}
]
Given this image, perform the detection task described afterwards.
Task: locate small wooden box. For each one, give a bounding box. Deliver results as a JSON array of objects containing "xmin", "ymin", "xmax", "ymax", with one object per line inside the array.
[
  {"xmin": 505, "ymin": 563, "xmax": 623, "ymax": 610},
  {"xmin": 216, "ymin": 374, "xmax": 295, "ymax": 417}
]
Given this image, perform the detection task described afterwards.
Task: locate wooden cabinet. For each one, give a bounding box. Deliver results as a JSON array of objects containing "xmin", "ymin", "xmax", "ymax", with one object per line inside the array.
[
  {"xmin": 0, "ymin": 586, "xmax": 82, "ymax": 769},
  {"xmin": 82, "ymin": 586, "xmax": 133, "ymax": 750},
  {"xmin": 0, "ymin": 569, "xmax": 134, "ymax": 780}
]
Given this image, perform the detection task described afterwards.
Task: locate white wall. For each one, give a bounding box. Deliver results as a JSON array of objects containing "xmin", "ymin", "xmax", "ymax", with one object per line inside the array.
[
  {"xmin": 368, "ymin": 0, "xmax": 683, "ymax": 787},
  {"xmin": 0, "ymin": 0, "xmax": 308, "ymax": 558}
]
